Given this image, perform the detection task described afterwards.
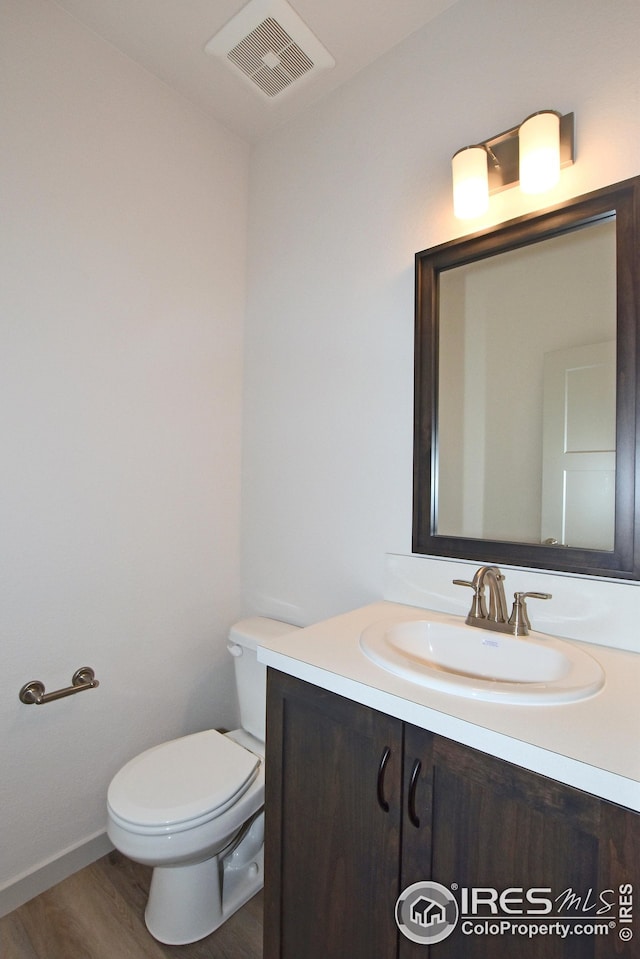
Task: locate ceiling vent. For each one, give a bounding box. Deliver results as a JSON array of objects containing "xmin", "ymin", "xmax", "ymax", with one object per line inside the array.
[{"xmin": 205, "ymin": 0, "xmax": 335, "ymax": 101}]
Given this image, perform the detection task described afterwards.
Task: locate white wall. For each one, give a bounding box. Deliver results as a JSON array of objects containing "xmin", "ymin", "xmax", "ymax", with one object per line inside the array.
[
  {"xmin": 1, "ymin": 0, "xmax": 248, "ymax": 902},
  {"xmin": 242, "ymin": 0, "xmax": 640, "ymax": 626}
]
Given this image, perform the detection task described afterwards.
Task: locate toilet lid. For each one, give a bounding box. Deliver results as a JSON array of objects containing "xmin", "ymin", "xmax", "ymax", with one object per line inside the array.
[{"xmin": 107, "ymin": 729, "xmax": 260, "ymax": 828}]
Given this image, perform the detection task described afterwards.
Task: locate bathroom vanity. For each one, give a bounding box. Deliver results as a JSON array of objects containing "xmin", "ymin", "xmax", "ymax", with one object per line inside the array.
[{"xmin": 258, "ymin": 601, "xmax": 640, "ymax": 959}]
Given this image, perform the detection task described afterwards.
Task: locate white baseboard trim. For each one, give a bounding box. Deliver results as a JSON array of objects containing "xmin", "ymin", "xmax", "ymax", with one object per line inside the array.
[{"xmin": 0, "ymin": 830, "xmax": 114, "ymax": 919}]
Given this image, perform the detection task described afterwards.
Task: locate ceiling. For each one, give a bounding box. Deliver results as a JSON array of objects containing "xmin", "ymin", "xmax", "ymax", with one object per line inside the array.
[{"xmin": 53, "ymin": 0, "xmax": 459, "ymax": 143}]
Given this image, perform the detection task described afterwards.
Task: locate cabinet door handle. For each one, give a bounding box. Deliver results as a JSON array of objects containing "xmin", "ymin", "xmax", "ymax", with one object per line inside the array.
[
  {"xmin": 376, "ymin": 746, "xmax": 391, "ymax": 812},
  {"xmin": 408, "ymin": 758, "xmax": 422, "ymax": 827}
]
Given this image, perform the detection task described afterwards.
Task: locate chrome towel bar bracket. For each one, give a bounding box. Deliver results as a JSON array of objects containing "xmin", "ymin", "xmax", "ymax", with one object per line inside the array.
[{"xmin": 19, "ymin": 667, "xmax": 99, "ymax": 705}]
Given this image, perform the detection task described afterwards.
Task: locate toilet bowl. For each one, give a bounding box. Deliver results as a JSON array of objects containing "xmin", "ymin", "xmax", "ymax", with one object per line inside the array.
[{"xmin": 106, "ymin": 617, "xmax": 297, "ymax": 945}]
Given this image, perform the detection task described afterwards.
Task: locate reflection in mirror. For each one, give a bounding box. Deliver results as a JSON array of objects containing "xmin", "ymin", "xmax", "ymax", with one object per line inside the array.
[
  {"xmin": 413, "ymin": 176, "xmax": 640, "ymax": 579},
  {"xmin": 437, "ymin": 219, "xmax": 616, "ymax": 548}
]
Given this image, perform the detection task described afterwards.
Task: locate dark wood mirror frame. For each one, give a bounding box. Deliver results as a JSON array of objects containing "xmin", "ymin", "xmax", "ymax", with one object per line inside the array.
[{"xmin": 413, "ymin": 175, "xmax": 640, "ymax": 579}]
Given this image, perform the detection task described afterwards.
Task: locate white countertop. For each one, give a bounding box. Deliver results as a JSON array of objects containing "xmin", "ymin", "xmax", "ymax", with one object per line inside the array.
[{"xmin": 257, "ymin": 601, "xmax": 640, "ymax": 812}]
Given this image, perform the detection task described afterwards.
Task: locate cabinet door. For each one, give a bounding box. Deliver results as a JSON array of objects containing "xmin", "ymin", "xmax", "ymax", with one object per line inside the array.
[
  {"xmin": 264, "ymin": 670, "xmax": 403, "ymax": 959},
  {"xmin": 400, "ymin": 727, "xmax": 639, "ymax": 959}
]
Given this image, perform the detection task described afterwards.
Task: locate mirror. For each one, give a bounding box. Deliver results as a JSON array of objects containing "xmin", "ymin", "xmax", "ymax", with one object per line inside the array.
[{"xmin": 413, "ymin": 176, "xmax": 640, "ymax": 579}]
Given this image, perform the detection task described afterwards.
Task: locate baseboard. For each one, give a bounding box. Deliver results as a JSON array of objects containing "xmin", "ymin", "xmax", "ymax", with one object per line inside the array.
[{"xmin": 0, "ymin": 830, "xmax": 114, "ymax": 919}]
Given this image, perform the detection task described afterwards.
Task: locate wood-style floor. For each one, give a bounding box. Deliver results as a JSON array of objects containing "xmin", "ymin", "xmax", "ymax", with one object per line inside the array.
[{"xmin": 0, "ymin": 852, "xmax": 263, "ymax": 959}]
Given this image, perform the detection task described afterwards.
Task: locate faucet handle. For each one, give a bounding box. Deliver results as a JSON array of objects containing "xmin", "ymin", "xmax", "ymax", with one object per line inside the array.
[
  {"xmin": 453, "ymin": 579, "xmax": 487, "ymax": 619},
  {"xmin": 508, "ymin": 591, "xmax": 552, "ymax": 635}
]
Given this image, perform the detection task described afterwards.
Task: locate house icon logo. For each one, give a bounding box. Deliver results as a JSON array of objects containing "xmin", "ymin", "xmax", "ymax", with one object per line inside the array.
[
  {"xmin": 395, "ymin": 881, "xmax": 459, "ymax": 944},
  {"xmin": 411, "ymin": 895, "xmax": 446, "ymax": 927}
]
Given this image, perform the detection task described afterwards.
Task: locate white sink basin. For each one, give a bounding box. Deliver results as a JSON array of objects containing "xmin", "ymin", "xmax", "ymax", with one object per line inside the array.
[{"xmin": 359, "ymin": 616, "xmax": 604, "ymax": 705}]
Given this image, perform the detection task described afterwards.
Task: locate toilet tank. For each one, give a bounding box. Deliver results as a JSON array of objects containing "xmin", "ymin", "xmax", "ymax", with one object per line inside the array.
[{"xmin": 228, "ymin": 617, "xmax": 299, "ymax": 742}]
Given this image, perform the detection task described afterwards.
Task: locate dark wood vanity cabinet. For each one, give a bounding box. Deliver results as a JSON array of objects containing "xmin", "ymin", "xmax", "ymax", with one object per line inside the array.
[
  {"xmin": 401, "ymin": 728, "xmax": 638, "ymax": 959},
  {"xmin": 263, "ymin": 669, "xmax": 403, "ymax": 959},
  {"xmin": 264, "ymin": 670, "xmax": 639, "ymax": 959}
]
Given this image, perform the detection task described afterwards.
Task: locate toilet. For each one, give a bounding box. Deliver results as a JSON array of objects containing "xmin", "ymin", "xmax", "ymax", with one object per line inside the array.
[{"xmin": 106, "ymin": 616, "xmax": 297, "ymax": 945}]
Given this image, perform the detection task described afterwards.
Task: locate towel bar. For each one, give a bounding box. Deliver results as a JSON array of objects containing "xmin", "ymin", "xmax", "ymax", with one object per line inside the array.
[{"xmin": 19, "ymin": 667, "xmax": 99, "ymax": 705}]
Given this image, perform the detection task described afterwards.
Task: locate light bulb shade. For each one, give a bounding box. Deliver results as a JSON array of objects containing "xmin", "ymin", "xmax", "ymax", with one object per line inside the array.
[
  {"xmin": 519, "ymin": 111, "xmax": 561, "ymax": 195},
  {"xmin": 452, "ymin": 146, "xmax": 489, "ymax": 219}
]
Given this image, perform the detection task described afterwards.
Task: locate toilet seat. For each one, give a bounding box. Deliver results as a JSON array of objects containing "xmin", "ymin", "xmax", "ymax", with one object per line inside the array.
[{"xmin": 107, "ymin": 729, "xmax": 260, "ymax": 834}]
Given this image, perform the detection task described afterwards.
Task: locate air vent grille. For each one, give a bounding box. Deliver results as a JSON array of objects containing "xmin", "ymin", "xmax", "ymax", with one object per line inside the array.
[
  {"xmin": 205, "ymin": 0, "xmax": 334, "ymax": 102},
  {"xmin": 228, "ymin": 17, "xmax": 313, "ymax": 97}
]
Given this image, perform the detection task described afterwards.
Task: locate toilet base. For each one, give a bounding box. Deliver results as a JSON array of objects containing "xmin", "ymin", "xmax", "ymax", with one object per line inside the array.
[{"xmin": 144, "ymin": 825, "xmax": 264, "ymax": 945}]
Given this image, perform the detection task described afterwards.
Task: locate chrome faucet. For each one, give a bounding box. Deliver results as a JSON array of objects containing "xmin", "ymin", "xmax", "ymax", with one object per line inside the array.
[{"xmin": 453, "ymin": 565, "xmax": 551, "ymax": 636}]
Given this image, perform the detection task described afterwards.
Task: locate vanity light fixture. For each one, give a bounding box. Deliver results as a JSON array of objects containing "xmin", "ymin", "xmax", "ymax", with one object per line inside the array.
[{"xmin": 451, "ymin": 111, "xmax": 575, "ymax": 219}]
